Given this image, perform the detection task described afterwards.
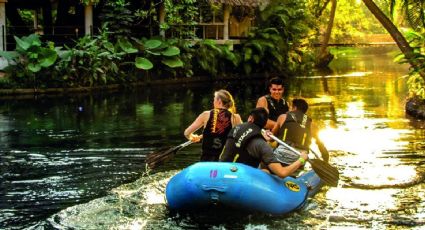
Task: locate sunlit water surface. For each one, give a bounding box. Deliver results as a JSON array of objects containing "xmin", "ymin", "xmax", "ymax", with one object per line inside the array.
[{"xmin": 1, "ymin": 46, "xmax": 424, "ymax": 229}]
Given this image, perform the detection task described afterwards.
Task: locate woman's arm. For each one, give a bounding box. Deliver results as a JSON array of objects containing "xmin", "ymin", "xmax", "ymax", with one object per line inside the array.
[{"xmin": 184, "ymin": 111, "xmax": 209, "ymax": 142}]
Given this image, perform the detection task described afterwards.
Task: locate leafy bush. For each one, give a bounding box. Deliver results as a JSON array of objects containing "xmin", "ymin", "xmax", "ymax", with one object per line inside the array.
[
  {"xmin": 239, "ymin": 28, "xmax": 284, "ymax": 75},
  {"xmin": 164, "ymin": 38, "xmax": 194, "ymax": 77},
  {"xmin": 98, "ymin": 0, "xmax": 135, "ymax": 41},
  {"xmin": 52, "ymin": 24, "xmax": 134, "ymax": 87},
  {"xmin": 193, "ymin": 39, "xmax": 239, "ymax": 77},
  {"xmin": 0, "ymin": 34, "xmax": 59, "ymax": 88},
  {"xmin": 132, "ymin": 37, "xmax": 184, "ymax": 79},
  {"xmin": 163, "ymin": 0, "xmax": 199, "ymax": 38},
  {"xmin": 407, "ymin": 73, "xmax": 425, "ymax": 99},
  {"xmin": 396, "ymin": 29, "xmax": 425, "ymax": 99},
  {"xmin": 0, "ymin": 0, "xmax": 318, "ymax": 88},
  {"xmin": 238, "ymin": 0, "xmax": 314, "ymax": 75}
]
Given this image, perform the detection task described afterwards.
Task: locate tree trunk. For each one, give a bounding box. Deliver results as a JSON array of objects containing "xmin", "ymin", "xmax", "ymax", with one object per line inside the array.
[
  {"xmin": 158, "ymin": 2, "xmax": 165, "ymax": 38},
  {"xmin": 362, "ymin": 0, "xmax": 425, "ymax": 80},
  {"xmin": 316, "ymin": 0, "xmax": 336, "ymax": 67}
]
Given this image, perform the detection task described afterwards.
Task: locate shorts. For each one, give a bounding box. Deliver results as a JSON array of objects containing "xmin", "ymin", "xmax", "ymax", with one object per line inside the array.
[{"xmin": 273, "ymin": 145, "xmax": 301, "ymax": 165}]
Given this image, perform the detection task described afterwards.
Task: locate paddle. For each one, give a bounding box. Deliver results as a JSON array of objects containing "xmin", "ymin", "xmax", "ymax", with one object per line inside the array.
[
  {"xmin": 146, "ymin": 140, "xmax": 193, "ymax": 169},
  {"xmin": 263, "ymin": 130, "xmax": 340, "ymax": 187}
]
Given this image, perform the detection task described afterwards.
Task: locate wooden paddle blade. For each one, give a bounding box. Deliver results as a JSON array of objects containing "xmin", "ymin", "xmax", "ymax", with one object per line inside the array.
[
  {"xmin": 309, "ymin": 158, "xmax": 340, "ymax": 187},
  {"xmin": 146, "ymin": 147, "xmax": 178, "ymax": 169},
  {"xmin": 146, "ymin": 141, "xmax": 193, "ymax": 169}
]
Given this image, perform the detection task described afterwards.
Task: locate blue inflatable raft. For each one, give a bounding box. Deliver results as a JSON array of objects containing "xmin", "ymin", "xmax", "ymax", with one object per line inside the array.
[{"xmin": 165, "ymin": 162, "xmax": 323, "ymax": 215}]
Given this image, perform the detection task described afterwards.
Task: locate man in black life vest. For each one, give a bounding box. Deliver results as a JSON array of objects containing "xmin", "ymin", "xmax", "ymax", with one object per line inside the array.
[
  {"xmin": 219, "ymin": 107, "xmax": 308, "ymax": 179},
  {"xmin": 256, "ymin": 77, "xmax": 290, "ymax": 130},
  {"xmin": 271, "ymin": 99, "xmax": 329, "ymax": 164}
]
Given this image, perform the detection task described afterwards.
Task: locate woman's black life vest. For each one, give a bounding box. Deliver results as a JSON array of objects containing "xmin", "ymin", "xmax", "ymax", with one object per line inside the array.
[
  {"xmin": 265, "ymin": 95, "xmax": 289, "ymax": 121},
  {"xmin": 220, "ymin": 122, "xmax": 264, "ymax": 168},
  {"xmin": 276, "ymin": 111, "xmax": 312, "ymax": 150},
  {"xmin": 201, "ymin": 108, "xmax": 233, "ymax": 161}
]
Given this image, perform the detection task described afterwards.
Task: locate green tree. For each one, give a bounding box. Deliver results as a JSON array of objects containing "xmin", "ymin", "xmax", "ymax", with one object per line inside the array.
[
  {"xmin": 241, "ymin": 0, "xmax": 314, "ymax": 75},
  {"xmin": 163, "ymin": 0, "xmax": 200, "ymax": 38},
  {"xmin": 362, "ymin": 0, "xmax": 425, "ymax": 80},
  {"xmin": 98, "ymin": 0, "xmax": 136, "ymax": 41},
  {"xmin": 316, "ymin": 0, "xmax": 336, "ymax": 67},
  {"xmin": 388, "ymin": 0, "xmax": 424, "ymax": 30}
]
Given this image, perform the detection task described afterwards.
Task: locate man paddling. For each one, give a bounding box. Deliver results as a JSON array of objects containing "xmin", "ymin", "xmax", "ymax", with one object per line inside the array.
[
  {"xmin": 271, "ymin": 98, "xmax": 329, "ymax": 164},
  {"xmin": 256, "ymin": 77, "xmax": 289, "ymax": 130},
  {"xmin": 219, "ymin": 108, "xmax": 307, "ymax": 179}
]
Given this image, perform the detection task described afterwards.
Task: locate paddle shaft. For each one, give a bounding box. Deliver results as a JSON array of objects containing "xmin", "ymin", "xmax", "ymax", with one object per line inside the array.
[
  {"xmin": 263, "ymin": 130, "xmax": 305, "ymax": 158},
  {"xmin": 264, "ymin": 130, "xmax": 340, "ymax": 187},
  {"xmin": 268, "ymin": 132, "xmax": 325, "ymax": 162},
  {"xmin": 179, "ymin": 140, "xmax": 193, "ymax": 149}
]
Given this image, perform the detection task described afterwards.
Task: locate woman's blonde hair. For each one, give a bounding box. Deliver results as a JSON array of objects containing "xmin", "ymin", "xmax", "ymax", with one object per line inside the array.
[{"xmin": 215, "ymin": 89, "xmax": 236, "ymax": 114}]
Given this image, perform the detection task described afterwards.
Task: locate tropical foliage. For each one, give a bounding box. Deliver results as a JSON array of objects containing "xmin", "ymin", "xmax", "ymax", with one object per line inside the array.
[
  {"xmin": 387, "ymin": 0, "xmax": 424, "ymax": 31},
  {"xmin": 311, "ymin": 0, "xmax": 386, "ymax": 44},
  {"xmin": 0, "ymin": 0, "xmax": 318, "ymax": 89},
  {"xmin": 133, "ymin": 37, "xmax": 184, "ymax": 74},
  {"xmin": 98, "ymin": 0, "xmax": 136, "ymax": 41},
  {"xmin": 193, "ymin": 39, "xmax": 239, "ymax": 77},
  {"xmin": 53, "ymin": 27, "xmax": 129, "ymax": 87},
  {"xmin": 239, "ymin": 28, "xmax": 284, "ymax": 74},
  {"xmin": 375, "ymin": 0, "xmax": 425, "ymax": 99},
  {"xmin": 8, "ymin": 0, "xmax": 394, "ymax": 91},
  {"xmin": 0, "ymin": 25, "xmax": 185, "ymax": 88},
  {"xmin": 240, "ymin": 0, "xmax": 314, "ymax": 75},
  {"xmin": 169, "ymin": 39, "xmax": 195, "ymax": 77},
  {"xmin": 0, "ymin": 34, "xmax": 58, "ymax": 87},
  {"xmin": 398, "ymin": 29, "xmax": 425, "ymax": 99},
  {"xmin": 163, "ymin": 0, "xmax": 200, "ymax": 38}
]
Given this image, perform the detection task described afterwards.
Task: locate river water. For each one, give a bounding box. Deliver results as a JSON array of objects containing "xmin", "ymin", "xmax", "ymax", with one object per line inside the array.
[{"xmin": 1, "ymin": 46, "xmax": 424, "ymax": 229}]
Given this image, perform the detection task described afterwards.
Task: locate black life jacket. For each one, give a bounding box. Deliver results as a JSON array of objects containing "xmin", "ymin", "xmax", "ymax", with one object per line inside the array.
[
  {"xmin": 265, "ymin": 95, "xmax": 289, "ymax": 121},
  {"xmin": 220, "ymin": 122, "xmax": 263, "ymax": 168},
  {"xmin": 201, "ymin": 109, "xmax": 233, "ymax": 160},
  {"xmin": 276, "ymin": 111, "xmax": 312, "ymax": 150}
]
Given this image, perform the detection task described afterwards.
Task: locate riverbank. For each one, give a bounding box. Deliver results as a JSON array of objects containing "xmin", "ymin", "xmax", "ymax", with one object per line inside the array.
[{"xmin": 0, "ymin": 74, "xmax": 266, "ymax": 98}]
